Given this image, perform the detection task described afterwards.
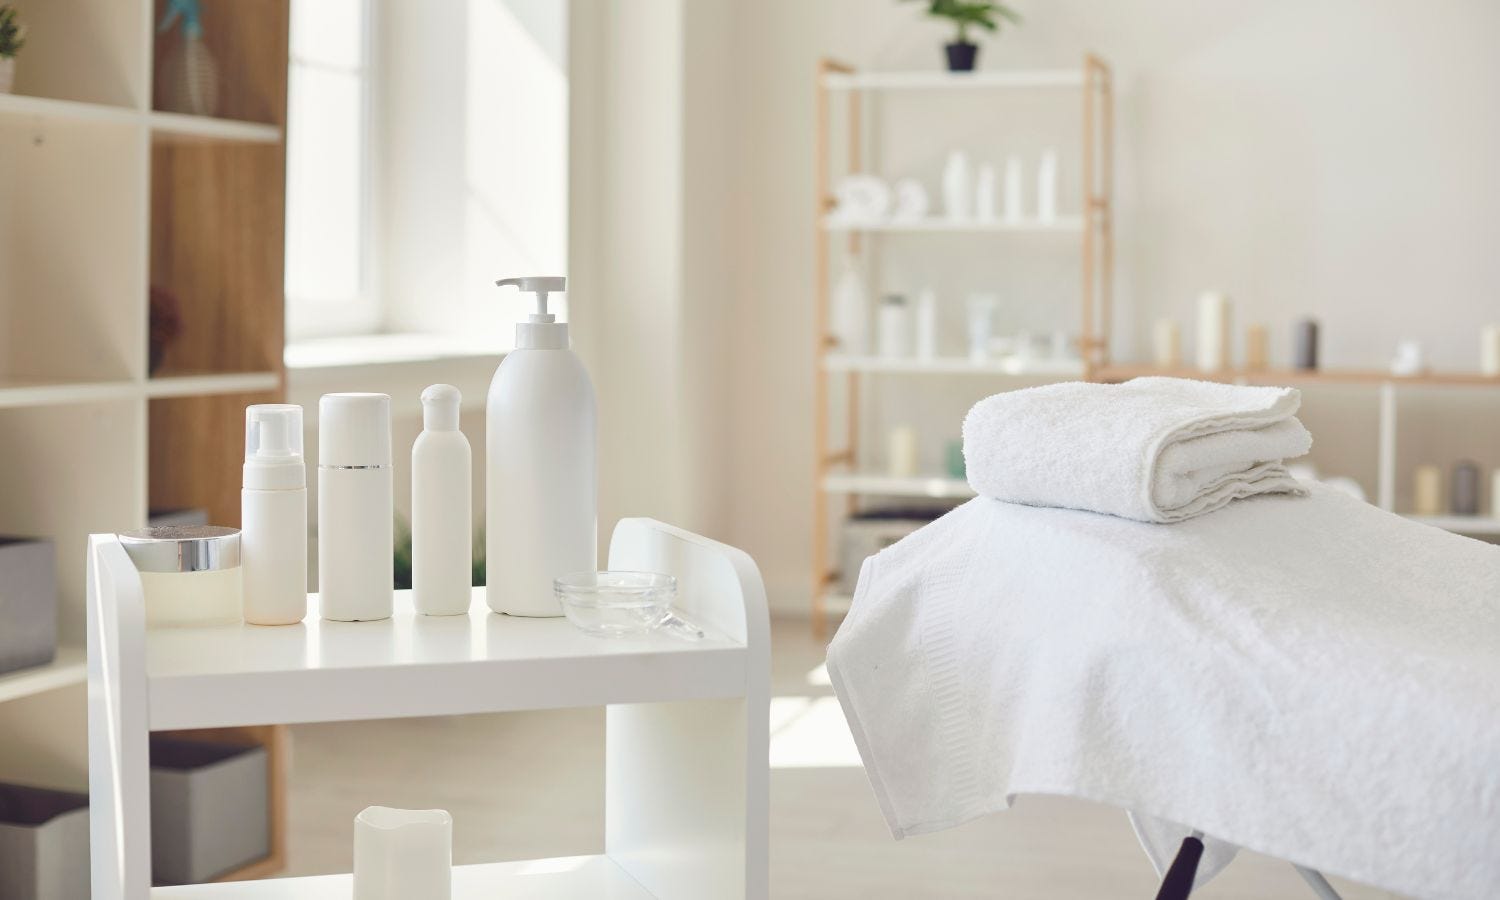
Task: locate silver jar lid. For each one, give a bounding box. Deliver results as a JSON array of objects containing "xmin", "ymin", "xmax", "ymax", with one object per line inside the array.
[{"xmin": 118, "ymin": 526, "xmax": 241, "ymax": 573}]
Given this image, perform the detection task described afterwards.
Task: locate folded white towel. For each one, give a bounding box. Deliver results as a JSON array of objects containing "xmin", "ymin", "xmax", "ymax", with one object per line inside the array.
[
  {"xmin": 961, "ymin": 376, "xmax": 1313, "ymax": 522},
  {"xmin": 827, "ymin": 486, "xmax": 1500, "ymax": 899}
]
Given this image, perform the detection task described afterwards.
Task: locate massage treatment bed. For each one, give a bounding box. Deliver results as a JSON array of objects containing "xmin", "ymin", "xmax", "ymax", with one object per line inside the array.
[{"xmin": 827, "ymin": 483, "xmax": 1500, "ymax": 900}]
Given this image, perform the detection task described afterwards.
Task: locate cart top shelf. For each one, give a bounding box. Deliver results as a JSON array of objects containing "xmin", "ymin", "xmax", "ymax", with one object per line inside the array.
[{"xmin": 145, "ymin": 587, "xmax": 746, "ymax": 730}]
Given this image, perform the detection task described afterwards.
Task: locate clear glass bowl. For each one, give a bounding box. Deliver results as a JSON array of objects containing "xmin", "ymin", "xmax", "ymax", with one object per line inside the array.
[{"xmin": 554, "ymin": 571, "xmax": 677, "ymax": 638}]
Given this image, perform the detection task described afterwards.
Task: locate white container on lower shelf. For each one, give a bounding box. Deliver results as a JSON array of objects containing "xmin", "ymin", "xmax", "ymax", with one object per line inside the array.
[{"xmin": 87, "ymin": 519, "xmax": 770, "ymax": 900}]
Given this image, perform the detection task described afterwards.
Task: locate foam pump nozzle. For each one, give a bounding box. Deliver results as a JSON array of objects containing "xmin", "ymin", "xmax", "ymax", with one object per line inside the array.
[{"xmin": 496, "ymin": 276, "xmax": 566, "ymax": 324}]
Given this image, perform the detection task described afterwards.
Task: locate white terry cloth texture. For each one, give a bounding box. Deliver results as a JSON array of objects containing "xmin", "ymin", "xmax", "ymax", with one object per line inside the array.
[
  {"xmin": 826, "ymin": 485, "xmax": 1500, "ymax": 899},
  {"xmin": 961, "ymin": 377, "xmax": 1313, "ymax": 523}
]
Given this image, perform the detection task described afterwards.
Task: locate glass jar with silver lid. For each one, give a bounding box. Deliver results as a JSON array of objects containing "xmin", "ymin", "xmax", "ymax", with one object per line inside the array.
[{"xmin": 118, "ymin": 526, "xmax": 242, "ymax": 626}]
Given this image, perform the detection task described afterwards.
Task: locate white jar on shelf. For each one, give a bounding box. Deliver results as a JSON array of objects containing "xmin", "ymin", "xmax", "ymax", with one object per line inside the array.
[
  {"xmin": 119, "ymin": 526, "xmax": 242, "ymax": 627},
  {"xmin": 876, "ymin": 294, "xmax": 913, "ymax": 359}
]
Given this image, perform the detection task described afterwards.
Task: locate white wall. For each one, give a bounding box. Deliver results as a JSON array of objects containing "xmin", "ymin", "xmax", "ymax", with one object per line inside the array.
[{"xmin": 724, "ymin": 0, "xmax": 1500, "ymax": 614}]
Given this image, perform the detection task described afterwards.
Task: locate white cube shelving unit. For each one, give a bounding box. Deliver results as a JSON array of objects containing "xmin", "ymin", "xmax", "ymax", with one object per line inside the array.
[{"xmin": 88, "ymin": 518, "xmax": 771, "ymax": 899}]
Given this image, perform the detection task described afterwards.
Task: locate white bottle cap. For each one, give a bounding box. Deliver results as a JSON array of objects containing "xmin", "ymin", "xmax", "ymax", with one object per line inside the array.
[
  {"xmin": 244, "ymin": 404, "xmax": 306, "ymax": 490},
  {"xmin": 319, "ymin": 393, "xmax": 392, "ymax": 468},
  {"xmin": 420, "ymin": 384, "xmax": 461, "ymax": 432},
  {"xmin": 496, "ymin": 276, "xmax": 569, "ymax": 350}
]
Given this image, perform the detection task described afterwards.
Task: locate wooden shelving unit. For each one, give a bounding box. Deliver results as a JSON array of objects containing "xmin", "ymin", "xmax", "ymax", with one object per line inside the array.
[
  {"xmin": 0, "ymin": 0, "xmax": 291, "ymax": 883},
  {"xmin": 810, "ymin": 56, "xmax": 1113, "ymax": 635},
  {"xmin": 88, "ymin": 520, "xmax": 772, "ymax": 899}
]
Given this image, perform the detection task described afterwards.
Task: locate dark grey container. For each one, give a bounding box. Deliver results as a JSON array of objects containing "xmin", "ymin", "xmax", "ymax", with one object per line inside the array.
[
  {"xmin": 0, "ymin": 537, "xmax": 57, "ymax": 677},
  {"xmin": 0, "ymin": 782, "xmax": 89, "ymax": 900},
  {"xmin": 150, "ymin": 738, "xmax": 269, "ymax": 885},
  {"xmin": 1452, "ymin": 461, "xmax": 1481, "ymax": 516}
]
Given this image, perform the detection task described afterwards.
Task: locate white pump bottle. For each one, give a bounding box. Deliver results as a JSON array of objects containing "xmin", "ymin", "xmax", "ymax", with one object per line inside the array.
[
  {"xmin": 242, "ymin": 404, "xmax": 307, "ymax": 625},
  {"xmin": 413, "ymin": 384, "xmax": 472, "ymax": 616},
  {"xmin": 486, "ymin": 276, "xmax": 597, "ymax": 617}
]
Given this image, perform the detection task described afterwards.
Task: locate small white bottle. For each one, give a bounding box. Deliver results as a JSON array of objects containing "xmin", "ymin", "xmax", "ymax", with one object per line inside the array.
[
  {"xmin": 242, "ymin": 404, "xmax": 307, "ymax": 625},
  {"xmin": 413, "ymin": 385, "xmax": 472, "ymax": 616},
  {"xmin": 1036, "ymin": 150, "xmax": 1059, "ymax": 223},
  {"xmin": 915, "ymin": 288, "xmax": 939, "ymax": 360},
  {"xmin": 876, "ymin": 294, "xmax": 913, "ymax": 359},
  {"xmin": 830, "ymin": 254, "xmax": 869, "ymax": 355},
  {"xmin": 487, "ymin": 277, "xmax": 597, "ymax": 617},
  {"xmin": 319, "ymin": 393, "xmax": 394, "ymax": 621},
  {"xmin": 942, "ymin": 150, "xmax": 972, "ymax": 221}
]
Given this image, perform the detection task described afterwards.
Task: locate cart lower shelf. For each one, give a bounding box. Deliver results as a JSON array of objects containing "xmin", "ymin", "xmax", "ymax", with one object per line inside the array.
[{"xmin": 154, "ymin": 855, "xmax": 654, "ymax": 898}]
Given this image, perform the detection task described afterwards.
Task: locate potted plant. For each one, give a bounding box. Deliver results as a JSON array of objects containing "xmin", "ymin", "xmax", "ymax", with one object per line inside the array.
[
  {"xmin": 905, "ymin": 0, "xmax": 1021, "ymax": 72},
  {"xmin": 0, "ymin": 4, "xmax": 25, "ymax": 93}
]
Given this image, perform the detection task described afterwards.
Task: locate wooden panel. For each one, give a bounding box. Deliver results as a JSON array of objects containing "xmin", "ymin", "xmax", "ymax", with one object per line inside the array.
[
  {"xmin": 149, "ymin": 391, "xmax": 279, "ymax": 526},
  {"xmin": 152, "ymin": 0, "xmax": 287, "ymax": 124}
]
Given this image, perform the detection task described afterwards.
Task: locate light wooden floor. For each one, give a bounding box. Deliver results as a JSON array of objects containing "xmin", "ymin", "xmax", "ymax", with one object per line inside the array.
[{"xmin": 280, "ymin": 618, "xmax": 1401, "ymax": 899}]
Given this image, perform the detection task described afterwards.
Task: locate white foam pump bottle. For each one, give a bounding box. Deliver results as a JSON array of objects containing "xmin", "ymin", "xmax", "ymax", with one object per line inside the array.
[
  {"xmin": 241, "ymin": 404, "xmax": 307, "ymax": 625},
  {"xmin": 487, "ymin": 276, "xmax": 597, "ymax": 617},
  {"xmin": 413, "ymin": 384, "xmax": 472, "ymax": 616}
]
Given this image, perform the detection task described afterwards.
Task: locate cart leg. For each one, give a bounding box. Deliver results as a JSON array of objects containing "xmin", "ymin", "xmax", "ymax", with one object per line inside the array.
[{"xmin": 606, "ymin": 698, "xmax": 768, "ymax": 900}]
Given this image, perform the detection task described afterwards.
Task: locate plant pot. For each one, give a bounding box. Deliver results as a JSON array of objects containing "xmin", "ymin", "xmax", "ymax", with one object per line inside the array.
[
  {"xmin": 945, "ymin": 41, "xmax": 979, "ymax": 72},
  {"xmin": 0, "ymin": 57, "xmax": 14, "ymax": 94}
]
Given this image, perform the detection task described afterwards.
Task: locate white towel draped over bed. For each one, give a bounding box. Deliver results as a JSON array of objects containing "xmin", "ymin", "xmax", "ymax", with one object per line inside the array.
[
  {"xmin": 962, "ymin": 377, "xmax": 1313, "ymax": 523},
  {"xmin": 827, "ymin": 485, "xmax": 1500, "ymax": 900}
]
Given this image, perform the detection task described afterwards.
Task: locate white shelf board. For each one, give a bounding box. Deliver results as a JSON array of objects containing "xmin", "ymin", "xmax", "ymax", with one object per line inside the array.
[
  {"xmin": 153, "ymin": 855, "xmax": 654, "ymax": 899},
  {"xmin": 0, "ymin": 377, "xmax": 138, "ymax": 409},
  {"xmin": 825, "ymin": 354, "xmax": 1085, "ymax": 377},
  {"xmin": 0, "ymin": 92, "xmax": 139, "ymax": 128},
  {"xmin": 146, "ymin": 588, "xmax": 746, "ymax": 731},
  {"xmin": 822, "ymin": 215, "xmax": 1083, "ymax": 233},
  {"xmin": 145, "ymin": 371, "xmax": 281, "ymax": 398},
  {"xmin": 822, "ymin": 471, "xmax": 975, "ymax": 499},
  {"xmin": 0, "ymin": 645, "xmax": 86, "ymax": 704},
  {"xmin": 823, "ymin": 69, "xmax": 1085, "ymax": 91},
  {"xmin": 148, "ymin": 111, "xmax": 282, "ymax": 144},
  {"xmin": 1405, "ymin": 514, "xmax": 1500, "ymax": 536}
]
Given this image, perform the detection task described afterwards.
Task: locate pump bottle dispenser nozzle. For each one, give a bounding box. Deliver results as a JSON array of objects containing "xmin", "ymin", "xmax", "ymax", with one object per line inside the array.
[{"xmin": 495, "ymin": 276, "xmax": 569, "ymax": 349}]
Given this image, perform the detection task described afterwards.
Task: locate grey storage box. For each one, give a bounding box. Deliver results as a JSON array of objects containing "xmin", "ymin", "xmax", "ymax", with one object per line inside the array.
[
  {"xmin": 838, "ymin": 509, "xmax": 943, "ymax": 594},
  {"xmin": 149, "ymin": 737, "xmax": 269, "ymax": 885},
  {"xmin": 0, "ymin": 537, "xmax": 57, "ymax": 677},
  {"xmin": 0, "ymin": 782, "xmax": 89, "ymax": 900}
]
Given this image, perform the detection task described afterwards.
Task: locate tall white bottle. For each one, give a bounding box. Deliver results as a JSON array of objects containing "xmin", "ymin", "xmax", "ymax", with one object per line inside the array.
[
  {"xmin": 242, "ymin": 404, "xmax": 308, "ymax": 625},
  {"xmin": 319, "ymin": 393, "xmax": 394, "ymax": 621},
  {"xmin": 487, "ymin": 276, "xmax": 596, "ymax": 617},
  {"xmin": 412, "ymin": 384, "xmax": 472, "ymax": 616}
]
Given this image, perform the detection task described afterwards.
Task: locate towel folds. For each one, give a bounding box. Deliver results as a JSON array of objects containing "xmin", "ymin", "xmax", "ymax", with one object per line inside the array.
[{"xmin": 961, "ymin": 377, "xmax": 1312, "ymax": 523}]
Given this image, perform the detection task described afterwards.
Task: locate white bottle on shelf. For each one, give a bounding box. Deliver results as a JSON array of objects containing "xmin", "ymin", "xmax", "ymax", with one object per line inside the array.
[
  {"xmin": 487, "ymin": 277, "xmax": 597, "ymax": 617},
  {"xmin": 1003, "ymin": 155, "xmax": 1024, "ymax": 224},
  {"xmin": 831, "ymin": 254, "xmax": 869, "ymax": 355},
  {"xmin": 1036, "ymin": 150, "xmax": 1059, "ymax": 223},
  {"xmin": 942, "ymin": 150, "xmax": 972, "ymax": 221},
  {"xmin": 241, "ymin": 404, "xmax": 307, "ymax": 625},
  {"xmin": 412, "ymin": 384, "xmax": 472, "ymax": 617},
  {"xmin": 915, "ymin": 288, "xmax": 939, "ymax": 360},
  {"xmin": 876, "ymin": 294, "xmax": 913, "ymax": 359},
  {"xmin": 319, "ymin": 393, "xmax": 394, "ymax": 621}
]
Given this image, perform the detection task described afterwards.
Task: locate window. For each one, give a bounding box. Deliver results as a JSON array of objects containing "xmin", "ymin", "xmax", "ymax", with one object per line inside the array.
[
  {"xmin": 284, "ymin": 0, "xmax": 376, "ymax": 338},
  {"xmin": 284, "ymin": 0, "xmax": 568, "ymax": 348}
]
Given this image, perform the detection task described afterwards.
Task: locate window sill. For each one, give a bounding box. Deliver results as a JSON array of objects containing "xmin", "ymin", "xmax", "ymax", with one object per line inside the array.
[{"xmin": 285, "ymin": 334, "xmax": 504, "ymax": 417}]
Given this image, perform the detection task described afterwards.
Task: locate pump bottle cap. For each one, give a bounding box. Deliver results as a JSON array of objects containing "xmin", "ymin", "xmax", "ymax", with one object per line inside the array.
[
  {"xmin": 496, "ymin": 276, "xmax": 569, "ymax": 349},
  {"xmin": 319, "ymin": 393, "xmax": 392, "ymax": 468},
  {"xmin": 244, "ymin": 404, "xmax": 305, "ymax": 490},
  {"xmin": 420, "ymin": 384, "xmax": 461, "ymax": 431}
]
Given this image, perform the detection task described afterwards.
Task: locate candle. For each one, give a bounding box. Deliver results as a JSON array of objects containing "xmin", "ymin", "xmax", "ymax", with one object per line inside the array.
[
  {"xmin": 354, "ymin": 807, "xmax": 452, "ymax": 900},
  {"xmin": 1414, "ymin": 464, "xmax": 1444, "ymax": 516},
  {"xmin": 1292, "ymin": 318, "xmax": 1319, "ymax": 371},
  {"xmin": 1452, "ymin": 461, "xmax": 1480, "ymax": 516},
  {"xmin": 1481, "ymin": 324, "xmax": 1500, "ymax": 377},
  {"xmin": 1196, "ymin": 292, "xmax": 1231, "ymax": 372},
  {"xmin": 1244, "ymin": 324, "xmax": 1269, "ymax": 371},
  {"xmin": 1152, "ymin": 319, "xmax": 1181, "ymax": 369},
  {"xmin": 889, "ymin": 426, "xmax": 919, "ymax": 478}
]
